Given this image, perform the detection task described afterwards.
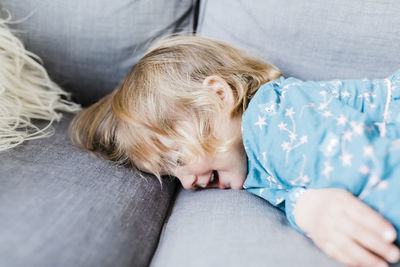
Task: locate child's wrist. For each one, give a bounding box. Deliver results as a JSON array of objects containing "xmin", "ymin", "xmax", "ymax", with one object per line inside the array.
[{"xmin": 293, "ymin": 188, "xmax": 318, "ymax": 235}]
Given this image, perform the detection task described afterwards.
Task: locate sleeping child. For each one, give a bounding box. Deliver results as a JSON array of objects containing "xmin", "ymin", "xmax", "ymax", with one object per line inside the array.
[{"xmin": 69, "ymin": 35, "xmax": 400, "ymax": 267}]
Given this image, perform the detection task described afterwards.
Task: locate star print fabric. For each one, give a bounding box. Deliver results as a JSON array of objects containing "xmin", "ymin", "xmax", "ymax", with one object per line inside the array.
[{"xmin": 242, "ymin": 70, "xmax": 400, "ymax": 237}]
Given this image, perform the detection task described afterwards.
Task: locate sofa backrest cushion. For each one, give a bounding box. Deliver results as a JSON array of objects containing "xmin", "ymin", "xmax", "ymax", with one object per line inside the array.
[
  {"xmin": 1, "ymin": 0, "xmax": 196, "ymax": 106},
  {"xmin": 197, "ymin": 0, "xmax": 400, "ymax": 81}
]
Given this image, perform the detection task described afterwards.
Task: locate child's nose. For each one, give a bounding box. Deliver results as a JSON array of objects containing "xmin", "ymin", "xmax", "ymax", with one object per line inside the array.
[
  {"xmin": 179, "ymin": 174, "xmax": 204, "ymax": 190},
  {"xmin": 179, "ymin": 174, "xmax": 212, "ymax": 189},
  {"xmin": 196, "ymin": 174, "xmax": 211, "ymax": 188},
  {"xmin": 180, "ymin": 176, "xmax": 197, "ymax": 190}
]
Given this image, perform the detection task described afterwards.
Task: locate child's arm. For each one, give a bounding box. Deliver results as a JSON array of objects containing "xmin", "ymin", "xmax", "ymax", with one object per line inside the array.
[{"xmin": 294, "ymin": 188, "xmax": 400, "ymax": 267}]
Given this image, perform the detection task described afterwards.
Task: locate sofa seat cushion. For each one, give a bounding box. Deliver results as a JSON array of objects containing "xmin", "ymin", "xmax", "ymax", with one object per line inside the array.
[
  {"xmin": 150, "ymin": 188, "xmax": 343, "ymax": 267},
  {"xmin": 0, "ymin": 113, "xmax": 176, "ymax": 267}
]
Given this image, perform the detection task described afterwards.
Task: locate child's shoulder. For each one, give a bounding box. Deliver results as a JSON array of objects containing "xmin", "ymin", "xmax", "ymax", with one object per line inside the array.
[{"xmin": 254, "ymin": 75, "xmax": 305, "ymax": 100}]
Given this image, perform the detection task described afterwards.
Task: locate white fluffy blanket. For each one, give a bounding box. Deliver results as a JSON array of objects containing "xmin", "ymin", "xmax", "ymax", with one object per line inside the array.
[{"xmin": 0, "ymin": 8, "xmax": 81, "ymax": 151}]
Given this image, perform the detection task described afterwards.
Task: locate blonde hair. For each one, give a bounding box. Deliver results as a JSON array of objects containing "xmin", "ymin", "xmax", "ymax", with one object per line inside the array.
[{"xmin": 69, "ymin": 35, "xmax": 281, "ymax": 181}]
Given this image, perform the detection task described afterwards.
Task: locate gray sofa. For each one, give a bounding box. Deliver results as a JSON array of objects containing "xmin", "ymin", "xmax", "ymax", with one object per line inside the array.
[{"xmin": 1, "ymin": 1, "xmax": 399, "ymax": 267}]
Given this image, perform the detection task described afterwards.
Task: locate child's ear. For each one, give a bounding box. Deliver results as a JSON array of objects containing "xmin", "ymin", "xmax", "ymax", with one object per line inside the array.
[{"xmin": 202, "ymin": 75, "xmax": 235, "ymax": 108}]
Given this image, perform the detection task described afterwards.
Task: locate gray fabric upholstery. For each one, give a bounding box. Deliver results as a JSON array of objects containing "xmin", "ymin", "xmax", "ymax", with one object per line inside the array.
[
  {"xmin": 1, "ymin": 0, "xmax": 196, "ymax": 106},
  {"xmin": 0, "ymin": 2, "xmax": 194, "ymax": 266},
  {"xmin": 0, "ymin": 114, "xmax": 177, "ymax": 267},
  {"xmin": 151, "ymin": 189, "xmax": 343, "ymax": 267},
  {"xmin": 151, "ymin": 1, "xmax": 400, "ymax": 266},
  {"xmin": 197, "ymin": 0, "xmax": 400, "ymax": 81}
]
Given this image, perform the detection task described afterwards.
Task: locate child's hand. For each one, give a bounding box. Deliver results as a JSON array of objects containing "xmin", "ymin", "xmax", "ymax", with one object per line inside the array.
[{"xmin": 294, "ymin": 188, "xmax": 400, "ymax": 267}]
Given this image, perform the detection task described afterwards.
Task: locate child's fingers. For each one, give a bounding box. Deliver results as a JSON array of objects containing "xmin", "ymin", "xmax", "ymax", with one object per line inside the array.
[
  {"xmin": 330, "ymin": 234, "xmax": 389, "ymax": 267},
  {"xmin": 322, "ymin": 241, "xmax": 355, "ymax": 267},
  {"xmin": 344, "ymin": 196, "xmax": 397, "ymax": 242},
  {"xmin": 339, "ymin": 214, "xmax": 400, "ymax": 264}
]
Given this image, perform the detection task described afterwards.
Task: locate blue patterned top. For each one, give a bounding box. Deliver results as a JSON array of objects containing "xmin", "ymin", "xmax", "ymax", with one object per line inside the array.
[{"xmin": 242, "ymin": 70, "xmax": 400, "ymax": 236}]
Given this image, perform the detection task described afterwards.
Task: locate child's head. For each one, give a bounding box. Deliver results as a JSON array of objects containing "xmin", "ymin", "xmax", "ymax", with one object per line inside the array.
[{"xmin": 69, "ymin": 35, "xmax": 281, "ymax": 189}]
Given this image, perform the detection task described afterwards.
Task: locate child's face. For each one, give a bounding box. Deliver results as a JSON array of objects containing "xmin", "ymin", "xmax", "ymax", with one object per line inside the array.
[
  {"xmin": 170, "ymin": 75, "xmax": 247, "ymax": 190},
  {"xmin": 173, "ymin": 116, "xmax": 247, "ymax": 190}
]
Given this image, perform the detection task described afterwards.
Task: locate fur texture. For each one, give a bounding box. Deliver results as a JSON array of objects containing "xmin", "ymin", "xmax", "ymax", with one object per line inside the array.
[{"xmin": 0, "ymin": 8, "xmax": 81, "ymax": 151}]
